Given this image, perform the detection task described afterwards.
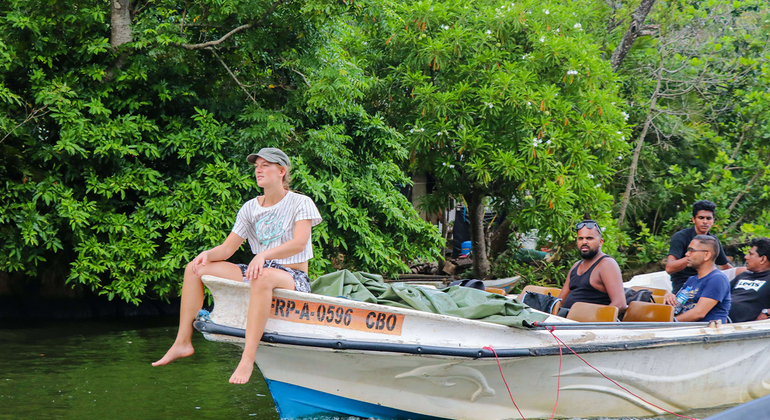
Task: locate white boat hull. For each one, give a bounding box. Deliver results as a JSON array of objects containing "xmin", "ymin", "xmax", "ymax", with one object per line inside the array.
[{"xmin": 197, "ymin": 275, "xmax": 770, "ymax": 419}]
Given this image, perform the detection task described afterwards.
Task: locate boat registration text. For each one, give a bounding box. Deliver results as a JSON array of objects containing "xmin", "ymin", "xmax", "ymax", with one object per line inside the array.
[{"xmin": 270, "ymin": 297, "xmax": 404, "ymax": 335}]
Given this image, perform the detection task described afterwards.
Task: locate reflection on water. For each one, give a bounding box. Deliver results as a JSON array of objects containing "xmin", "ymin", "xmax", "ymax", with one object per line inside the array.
[
  {"xmin": 0, "ymin": 318, "xmax": 278, "ymax": 420},
  {"xmin": 0, "ymin": 319, "xmax": 730, "ymax": 420}
]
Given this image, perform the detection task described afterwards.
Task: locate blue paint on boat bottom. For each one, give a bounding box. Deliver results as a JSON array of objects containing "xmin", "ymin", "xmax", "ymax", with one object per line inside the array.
[{"xmin": 264, "ymin": 379, "xmax": 451, "ymax": 420}]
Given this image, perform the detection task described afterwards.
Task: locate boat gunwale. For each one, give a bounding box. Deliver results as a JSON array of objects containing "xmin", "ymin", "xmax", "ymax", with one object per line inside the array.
[
  {"xmin": 202, "ymin": 275, "xmax": 544, "ymax": 331},
  {"xmin": 194, "ymin": 319, "xmax": 770, "ymax": 358}
]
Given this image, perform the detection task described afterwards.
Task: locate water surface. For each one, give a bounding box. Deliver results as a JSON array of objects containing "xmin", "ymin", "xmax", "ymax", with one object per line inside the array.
[
  {"xmin": 0, "ymin": 318, "xmax": 278, "ymax": 419},
  {"xmin": 0, "ymin": 319, "xmax": 731, "ymax": 419}
]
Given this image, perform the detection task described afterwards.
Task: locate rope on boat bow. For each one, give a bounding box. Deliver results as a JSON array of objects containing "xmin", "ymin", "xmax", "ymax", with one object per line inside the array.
[
  {"xmin": 486, "ymin": 327, "xmax": 702, "ymax": 420},
  {"xmin": 482, "ymin": 346, "xmax": 527, "ymax": 420},
  {"xmin": 543, "ymin": 326, "xmax": 699, "ymax": 419}
]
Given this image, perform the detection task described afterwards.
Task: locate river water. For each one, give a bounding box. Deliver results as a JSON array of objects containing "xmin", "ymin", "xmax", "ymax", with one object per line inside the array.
[{"xmin": 0, "ymin": 318, "xmax": 731, "ymax": 420}]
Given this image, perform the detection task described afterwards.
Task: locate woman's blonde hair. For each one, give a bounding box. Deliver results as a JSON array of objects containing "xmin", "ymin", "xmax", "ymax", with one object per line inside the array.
[{"xmin": 281, "ymin": 165, "xmax": 291, "ymax": 190}]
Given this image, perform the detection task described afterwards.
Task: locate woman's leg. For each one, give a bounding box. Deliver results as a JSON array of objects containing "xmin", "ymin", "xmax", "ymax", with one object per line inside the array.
[
  {"xmin": 152, "ymin": 261, "xmax": 243, "ymax": 366},
  {"xmin": 229, "ymin": 267, "xmax": 295, "ymax": 384}
]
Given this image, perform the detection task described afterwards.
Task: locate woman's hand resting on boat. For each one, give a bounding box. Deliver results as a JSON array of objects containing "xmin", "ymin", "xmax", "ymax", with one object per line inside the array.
[
  {"xmin": 191, "ymin": 251, "xmax": 211, "ymax": 275},
  {"xmin": 246, "ymin": 254, "xmax": 266, "ymax": 281}
]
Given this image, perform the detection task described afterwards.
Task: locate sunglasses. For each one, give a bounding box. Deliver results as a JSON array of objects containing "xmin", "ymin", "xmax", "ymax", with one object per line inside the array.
[
  {"xmin": 575, "ymin": 221, "xmax": 602, "ymax": 231},
  {"xmin": 687, "ymin": 247, "xmax": 710, "ymax": 253}
]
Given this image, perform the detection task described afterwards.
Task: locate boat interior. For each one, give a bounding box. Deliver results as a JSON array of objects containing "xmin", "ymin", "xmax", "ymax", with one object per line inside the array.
[
  {"xmin": 514, "ymin": 285, "xmax": 676, "ymax": 323},
  {"xmin": 623, "ymin": 301, "xmax": 675, "ymax": 322},
  {"xmin": 519, "ymin": 285, "xmax": 563, "ymax": 315},
  {"xmin": 630, "ymin": 285, "xmax": 668, "ymax": 296},
  {"xmin": 566, "ymin": 302, "xmax": 619, "ymax": 322}
]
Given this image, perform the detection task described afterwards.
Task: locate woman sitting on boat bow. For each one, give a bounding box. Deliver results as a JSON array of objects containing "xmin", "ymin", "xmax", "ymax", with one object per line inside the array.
[{"xmin": 152, "ymin": 147, "xmax": 322, "ymax": 384}]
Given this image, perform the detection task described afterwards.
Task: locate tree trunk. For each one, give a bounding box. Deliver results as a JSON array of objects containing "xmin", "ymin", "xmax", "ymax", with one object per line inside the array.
[
  {"xmin": 467, "ymin": 189, "xmax": 490, "ymax": 279},
  {"xmin": 617, "ymin": 67, "xmax": 662, "ymax": 228},
  {"xmin": 611, "ymin": 0, "xmax": 657, "ymax": 71},
  {"xmin": 488, "ymin": 218, "xmax": 512, "ymax": 260},
  {"xmin": 111, "ymin": 0, "xmax": 132, "ymax": 48},
  {"xmin": 727, "ymin": 153, "xmax": 770, "ymax": 215}
]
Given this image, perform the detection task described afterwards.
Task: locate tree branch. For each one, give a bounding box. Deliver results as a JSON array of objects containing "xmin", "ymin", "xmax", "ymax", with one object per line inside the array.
[
  {"xmin": 611, "ymin": 0, "xmax": 657, "ymax": 72},
  {"xmin": 727, "ymin": 213, "xmax": 748, "ymax": 233},
  {"xmin": 177, "ymin": 0, "xmax": 291, "ymax": 50},
  {"xmin": 131, "ymin": 0, "xmax": 147, "ymax": 20},
  {"xmin": 638, "ymin": 24, "xmax": 659, "ymax": 37},
  {"xmin": 730, "ymin": 123, "xmax": 751, "ymax": 161},
  {"xmin": 289, "ymin": 67, "xmax": 311, "ymax": 88},
  {"xmin": 183, "ymin": 23, "xmax": 224, "ymax": 28},
  {"xmin": 180, "ymin": 3, "xmax": 188, "ymax": 32},
  {"xmin": 727, "ymin": 153, "xmax": 770, "ymax": 215},
  {"xmin": 713, "ymin": 123, "xmax": 752, "ymax": 182},
  {"xmin": 1, "ymin": 105, "xmax": 51, "ymax": 145},
  {"xmin": 604, "ymin": 0, "xmax": 625, "ymax": 32},
  {"xmin": 618, "ymin": 63, "xmax": 663, "ymax": 228},
  {"xmin": 179, "ymin": 23, "xmax": 252, "ymax": 50},
  {"xmin": 209, "ymin": 49, "xmax": 257, "ymax": 104}
]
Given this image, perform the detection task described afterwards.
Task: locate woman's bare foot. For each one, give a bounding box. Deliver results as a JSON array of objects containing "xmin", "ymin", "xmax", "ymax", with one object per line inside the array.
[
  {"xmin": 229, "ymin": 359, "xmax": 255, "ymax": 384},
  {"xmin": 152, "ymin": 343, "xmax": 195, "ymax": 366}
]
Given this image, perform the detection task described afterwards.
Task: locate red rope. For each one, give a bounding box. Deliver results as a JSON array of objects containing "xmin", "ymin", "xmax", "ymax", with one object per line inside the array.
[
  {"xmin": 483, "ymin": 346, "xmax": 527, "ymax": 420},
  {"xmin": 545, "ymin": 327, "xmax": 699, "ymax": 420},
  {"xmin": 548, "ymin": 338, "xmax": 563, "ymax": 420},
  {"xmin": 484, "ymin": 342, "xmax": 562, "ymax": 420}
]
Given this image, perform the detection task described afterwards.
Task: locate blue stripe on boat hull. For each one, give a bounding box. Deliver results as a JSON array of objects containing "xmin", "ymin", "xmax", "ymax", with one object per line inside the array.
[{"xmin": 264, "ymin": 379, "xmax": 451, "ymax": 420}]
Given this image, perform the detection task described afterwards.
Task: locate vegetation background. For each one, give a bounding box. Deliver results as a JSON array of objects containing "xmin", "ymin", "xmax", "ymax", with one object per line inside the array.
[{"xmin": 2, "ymin": 0, "xmax": 769, "ymax": 305}]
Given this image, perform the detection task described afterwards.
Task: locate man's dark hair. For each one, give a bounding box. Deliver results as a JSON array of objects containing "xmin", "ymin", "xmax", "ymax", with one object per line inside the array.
[
  {"xmin": 749, "ymin": 237, "xmax": 770, "ymax": 260},
  {"xmin": 693, "ymin": 234, "xmax": 719, "ymax": 258},
  {"xmin": 692, "ymin": 200, "xmax": 717, "ymax": 218}
]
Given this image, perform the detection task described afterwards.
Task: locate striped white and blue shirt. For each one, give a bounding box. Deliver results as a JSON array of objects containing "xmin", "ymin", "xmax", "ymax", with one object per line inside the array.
[{"xmin": 231, "ymin": 191, "xmax": 322, "ymax": 265}]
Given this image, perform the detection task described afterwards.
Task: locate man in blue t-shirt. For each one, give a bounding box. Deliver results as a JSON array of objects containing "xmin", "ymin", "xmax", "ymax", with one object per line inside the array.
[{"xmin": 663, "ymin": 235, "xmax": 731, "ymax": 322}]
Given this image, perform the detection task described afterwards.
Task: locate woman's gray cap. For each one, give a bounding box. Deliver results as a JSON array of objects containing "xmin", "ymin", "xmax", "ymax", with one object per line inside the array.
[{"xmin": 246, "ymin": 148, "xmax": 291, "ymax": 167}]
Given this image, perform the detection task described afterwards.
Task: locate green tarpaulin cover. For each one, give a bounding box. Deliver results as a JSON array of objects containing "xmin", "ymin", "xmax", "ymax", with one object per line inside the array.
[{"xmin": 311, "ymin": 270, "xmax": 548, "ymax": 328}]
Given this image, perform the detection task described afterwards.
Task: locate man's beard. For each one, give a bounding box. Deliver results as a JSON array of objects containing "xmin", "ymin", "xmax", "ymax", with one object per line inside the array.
[
  {"xmin": 686, "ymin": 258, "xmax": 698, "ymax": 268},
  {"xmin": 579, "ymin": 247, "xmax": 599, "ymax": 260}
]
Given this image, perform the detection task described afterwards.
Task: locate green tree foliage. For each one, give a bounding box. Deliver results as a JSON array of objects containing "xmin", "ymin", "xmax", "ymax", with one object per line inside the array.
[
  {"xmin": 609, "ymin": 0, "xmax": 770, "ymax": 266},
  {"xmin": 0, "ymin": 0, "xmax": 442, "ymax": 303},
  {"xmin": 357, "ymin": 0, "xmax": 629, "ymax": 276},
  {"xmin": 3, "ymin": 0, "xmax": 770, "ymax": 301}
]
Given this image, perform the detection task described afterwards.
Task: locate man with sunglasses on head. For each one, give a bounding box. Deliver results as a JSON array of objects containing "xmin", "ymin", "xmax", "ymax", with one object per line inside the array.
[
  {"xmin": 662, "ymin": 235, "xmax": 731, "ymax": 322},
  {"xmin": 666, "ymin": 200, "xmax": 732, "ymax": 294},
  {"xmin": 557, "ymin": 220, "xmax": 627, "ymax": 315},
  {"xmin": 728, "ymin": 237, "xmax": 770, "ymax": 323}
]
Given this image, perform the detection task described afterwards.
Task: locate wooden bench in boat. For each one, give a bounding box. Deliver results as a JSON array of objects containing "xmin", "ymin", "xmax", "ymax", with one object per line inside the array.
[
  {"xmin": 622, "ymin": 301, "xmax": 674, "ymax": 322},
  {"xmin": 520, "ymin": 285, "xmax": 563, "ymax": 315},
  {"xmin": 520, "ymin": 285, "xmax": 562, "ymax": 297},
  {"xmin": 566, "ymin": 302, "xmax": 619, "ymax": 322},
  {"xmin": 485, "ymin": 287, "xmax": 507, "ymax": 295},
  {"xmin": 630, "ymin": 285, "xmax": 668, "ymax": 296}
]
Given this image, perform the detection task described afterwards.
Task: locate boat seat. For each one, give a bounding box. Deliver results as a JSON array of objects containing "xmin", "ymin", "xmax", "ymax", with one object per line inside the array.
[
  {"xmin": 566, "ymin": 302, "xmax": 619, "ymax": 322},
  {"xmin": 521, "ymin": 285, "xmax": 562, "ymax": 297},
  {"xmin": 652, "ymin": 295, "xmax": 666, "ymax": 304},
  {"xmin": 630, "ymin": 286, "xmax": 668, "ymax": 296},
  {"xmin": 520, "ymin": 285, "xmax": 563, "ymax": 315},
  {"xmin": 622, "ymin": 301, "xmax": 674, "ymax": 322}
]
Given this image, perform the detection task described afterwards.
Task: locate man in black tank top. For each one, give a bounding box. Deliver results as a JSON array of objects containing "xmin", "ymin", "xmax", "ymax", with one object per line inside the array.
[{"xmin": 557, "ymin": 220, "xmax": 627, "ymax": 314}]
